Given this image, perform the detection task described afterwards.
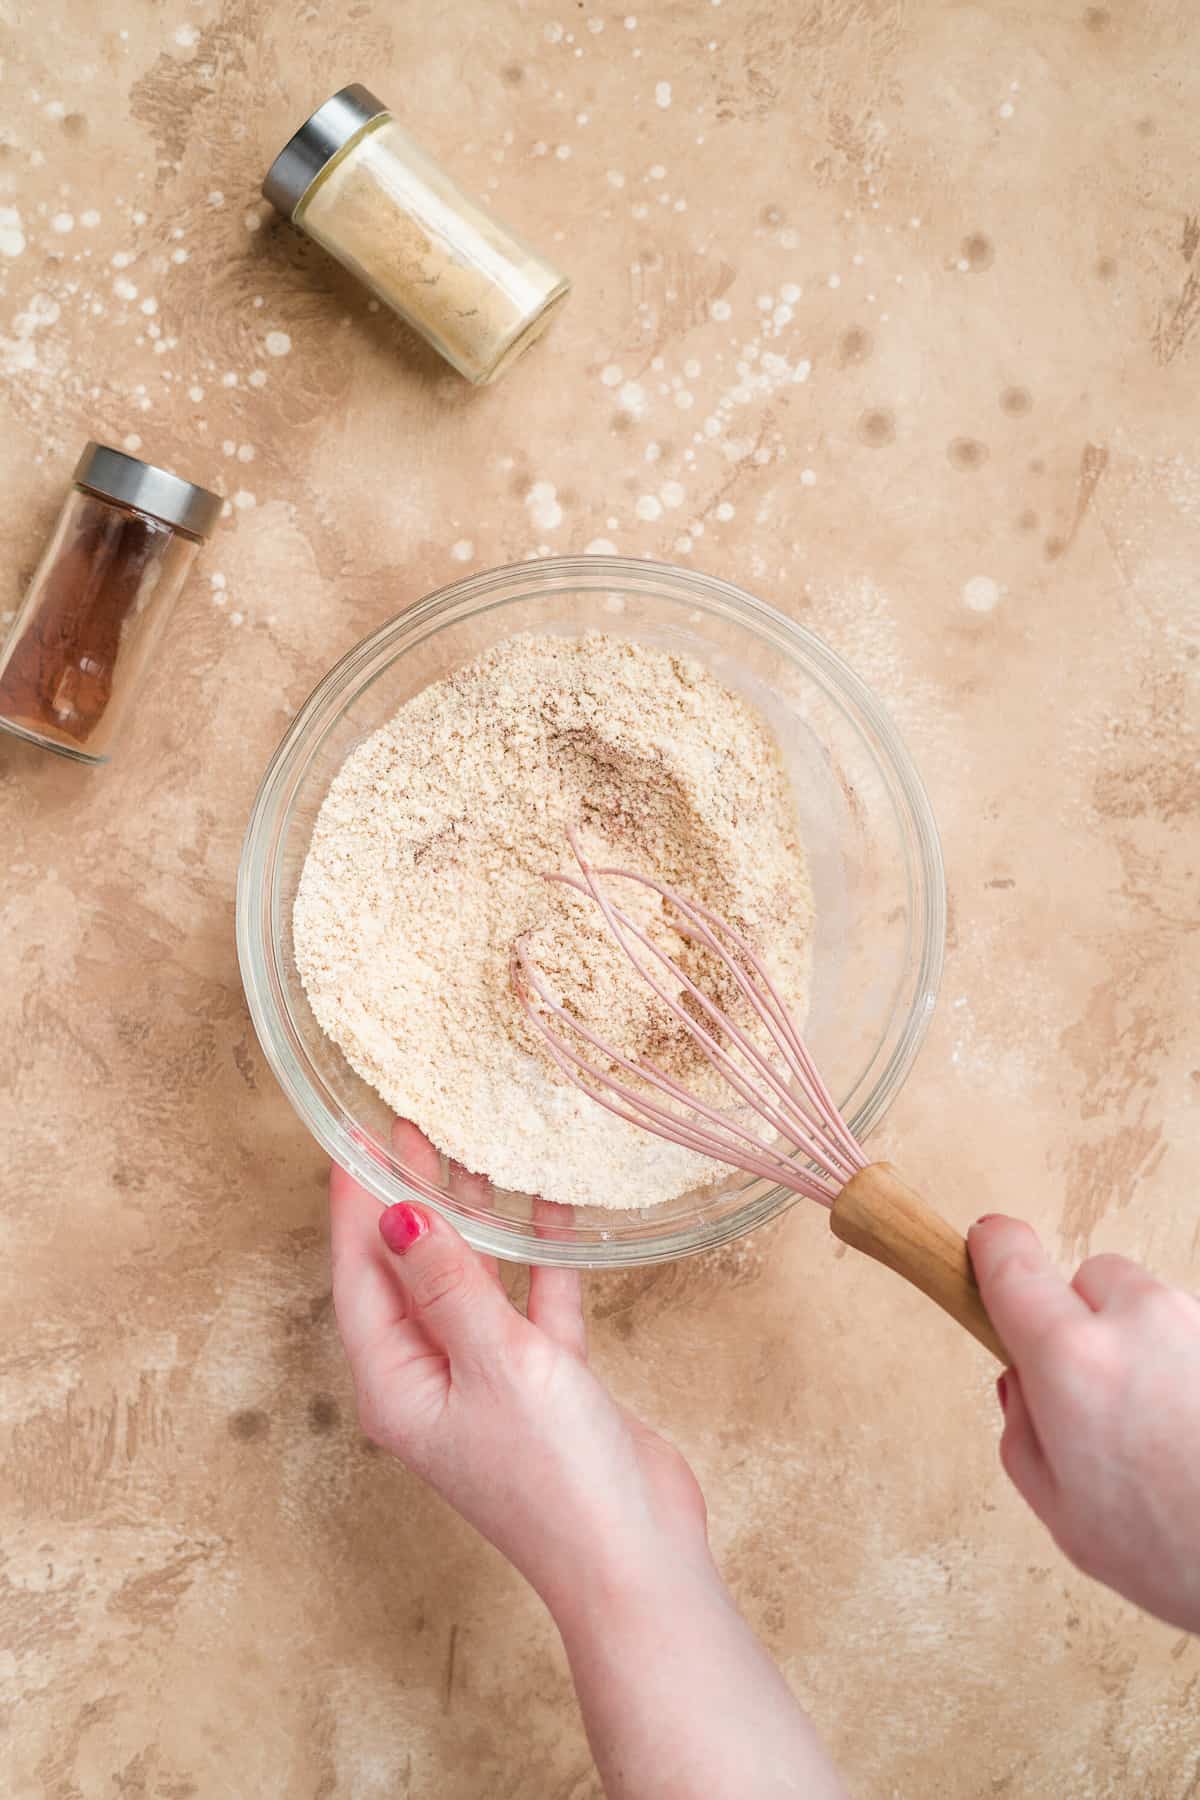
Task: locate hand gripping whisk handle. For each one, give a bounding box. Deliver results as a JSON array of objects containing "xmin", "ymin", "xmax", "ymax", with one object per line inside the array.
[{"xmin": 830, "ymin": 1163, "xmax": 1010, "ymax": 1365}]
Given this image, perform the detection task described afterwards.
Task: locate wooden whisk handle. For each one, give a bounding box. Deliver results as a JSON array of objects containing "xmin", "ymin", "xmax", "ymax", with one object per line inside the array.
[{"xmin": 830, "ymin": 1163, "xmax": 1009, "ymax": 1364}]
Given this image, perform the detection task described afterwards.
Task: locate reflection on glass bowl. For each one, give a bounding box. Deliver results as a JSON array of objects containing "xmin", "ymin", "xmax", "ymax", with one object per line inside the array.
[{"xmin": 236, "ymin": 557, "xmax": 944, "ymax": 1268}]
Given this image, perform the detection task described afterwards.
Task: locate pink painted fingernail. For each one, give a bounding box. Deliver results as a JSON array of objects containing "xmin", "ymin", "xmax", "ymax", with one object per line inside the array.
[
  {"xmin": 380, "ymin": 1203, "xmax": 429, "ymax": 1255},
  {"xmin": 972, "ymin": 1214, "xmax": 1001, "ymax": 1229},
  {"xmin": 996, "ymin": 1373, "xmax": 1009, "ymax": 1415}
]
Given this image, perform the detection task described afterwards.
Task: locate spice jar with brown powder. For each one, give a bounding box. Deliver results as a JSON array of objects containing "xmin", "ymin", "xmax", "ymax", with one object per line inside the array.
[
  {"xmin": 263, "ymin": 85, "xmax": 570, "ymax": 384},
  {"xmin": 0, "ymin": 443, "xmax": 221, "ymax": 765}
]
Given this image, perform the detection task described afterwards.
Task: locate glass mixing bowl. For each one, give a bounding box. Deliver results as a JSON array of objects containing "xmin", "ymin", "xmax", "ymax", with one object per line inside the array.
[{"xmin": 237, "ymin": 557, "xmax": 944, "ymax": 1267}]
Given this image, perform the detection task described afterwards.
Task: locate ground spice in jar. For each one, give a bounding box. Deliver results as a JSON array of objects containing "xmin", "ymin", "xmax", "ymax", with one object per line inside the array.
[
  {"xmin": 0, "ymin": 444, "xmax": 220, "ymax": 764},
  {"xmin": 263, "ymin": 85, "xmax": 570, "ymax": 384}
]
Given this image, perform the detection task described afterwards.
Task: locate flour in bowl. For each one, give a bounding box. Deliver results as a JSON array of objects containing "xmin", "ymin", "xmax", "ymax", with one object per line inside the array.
[{"xmin": 293, "ymin": 633, "xmax": 813, "ymax": 1209}]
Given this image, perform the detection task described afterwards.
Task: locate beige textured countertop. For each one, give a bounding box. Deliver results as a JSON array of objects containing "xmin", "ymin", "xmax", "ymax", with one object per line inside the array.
[{"xmin": 2, "ymin": 3, "xmax": 1198, "ymax": 1795}]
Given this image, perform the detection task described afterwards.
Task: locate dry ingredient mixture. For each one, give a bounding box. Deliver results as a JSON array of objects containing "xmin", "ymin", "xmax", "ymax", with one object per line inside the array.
[{"xmin": 294, "ymin": 633, "xmax": 814, "ymax": 1209}]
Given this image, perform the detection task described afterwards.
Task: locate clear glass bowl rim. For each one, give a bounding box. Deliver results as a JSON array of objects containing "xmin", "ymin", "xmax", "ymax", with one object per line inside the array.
[{"xmin": 236, "ymin": 555, "xmax": 946, "ymax": 1267}]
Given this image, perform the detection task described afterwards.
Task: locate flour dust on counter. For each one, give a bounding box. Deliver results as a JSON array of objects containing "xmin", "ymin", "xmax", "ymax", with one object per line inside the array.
[{"xmin": 293, "ymin": 633, "xmax": 813, "ymax": 1209}]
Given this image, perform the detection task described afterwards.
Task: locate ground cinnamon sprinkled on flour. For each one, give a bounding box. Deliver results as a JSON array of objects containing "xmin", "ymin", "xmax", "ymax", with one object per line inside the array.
[{"xmin": 294, "ymin": 633, "xmax": 813, "ymax": 1209}]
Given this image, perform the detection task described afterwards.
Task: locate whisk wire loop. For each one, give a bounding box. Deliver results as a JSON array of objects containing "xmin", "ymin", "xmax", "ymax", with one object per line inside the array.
[
  {"xmin": 512, "ymin": 944, "xmax": 836, "ymax": 1201},
  {"xmin": 512, "ymin": 832, "xmax": 870, "ymax": 1209}
]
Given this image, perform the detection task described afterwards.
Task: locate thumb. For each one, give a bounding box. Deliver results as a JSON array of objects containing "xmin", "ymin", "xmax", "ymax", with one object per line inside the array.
[
  {"xmin": 379, "ymin": 1203, "xmax": 520, "ymax": 1377},
  {"xmin": 968, "ymin": 1215, "xmax": 1088, "ymax": 1369}
]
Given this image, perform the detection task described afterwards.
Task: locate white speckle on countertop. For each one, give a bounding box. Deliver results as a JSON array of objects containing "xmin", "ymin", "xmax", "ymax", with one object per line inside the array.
[
  {"xmin": 526, "ymin": 480, "xmax": 563, "ymax": 531},
  {"xmin": 0, "ymin": 207, "xmax": 26, "ymax": 257},
  {"xmin": 962, "ymin": 575, "xmax": 1002, "ymax": 611}
]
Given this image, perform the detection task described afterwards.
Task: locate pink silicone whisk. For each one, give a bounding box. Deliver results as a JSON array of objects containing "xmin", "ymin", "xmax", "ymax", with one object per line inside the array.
[{"xmin": 513, "ymin": 831, "xmax": 1007, "ymax": 1362}]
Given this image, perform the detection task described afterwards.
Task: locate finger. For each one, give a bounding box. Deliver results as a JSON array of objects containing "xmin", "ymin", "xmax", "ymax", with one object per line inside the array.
[
  {"xmin": 968, "ymin": 1216, "xmax": 1089, "ymax": 1366},
  {"xmin": 996, "ymin": 1369, "xmax": 1057, "ymax": 1522},
  {"xmin": 329, "ymin": 1160, "xmax": 452, "ymax": 1437},
  {"xmin": 391, "ymin": 1119, "xmax": 502, "ymax": 1288},
  {"xmin": 447, "ymin": 1158, "xmax": 503, "ymax": 1288},
  {"xmin": 378, "ymin": 1198, "xmax": 522, "ymax": 1375},
  {"xmin": 329, "ymin": 1160, "xmax": 411, "ymax": 1356},
  {"xmin": 391, "ymin": 1117, "xmax": 442, "ymax": 1187},
  {"xmin": 527, "ymin": 1266, "xmax": 587, "ymax": 1357},
  {"xmin": 1072, "ymin": 1252, "xmax": 1159, "ymax": 1313},
  {"xmin": 526, "ymin": 1199, "xmax": 587, "ymax": 1359}
]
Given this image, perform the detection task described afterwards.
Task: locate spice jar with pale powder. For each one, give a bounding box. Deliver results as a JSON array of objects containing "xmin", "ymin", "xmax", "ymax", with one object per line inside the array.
[
  {"xmin": 0, "ymin": 443, "xmax": 220, "ymax": 764},
  {"xmin": 263, "ymin": 85, "xmax": 570, "ymax": 384}
]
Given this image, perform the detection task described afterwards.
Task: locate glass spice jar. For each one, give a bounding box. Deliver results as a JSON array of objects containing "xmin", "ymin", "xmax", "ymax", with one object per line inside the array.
[
  {"xmin": 263, "ymin": 84, "xmax": 570, "ymax": 385},
  {"xmin": 0, "ymin": 443, "xmax": 221, "ymax": 765}
]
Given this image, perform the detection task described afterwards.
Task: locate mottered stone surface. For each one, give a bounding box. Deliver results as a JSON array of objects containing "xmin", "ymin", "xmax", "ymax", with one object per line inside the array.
[{"xmin": 1, "ymin": 2, "xmax": 1198, "ymax": 1794}]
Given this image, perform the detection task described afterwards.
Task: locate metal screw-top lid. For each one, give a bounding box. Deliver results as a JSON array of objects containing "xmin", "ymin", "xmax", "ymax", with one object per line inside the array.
[
  {"xmin": 262, "ymin": 84, "xmax": 389, "ymax": 219},
  {"xmin": 73, "ymin": 442, "xmax": 223, "ymax": 539}
]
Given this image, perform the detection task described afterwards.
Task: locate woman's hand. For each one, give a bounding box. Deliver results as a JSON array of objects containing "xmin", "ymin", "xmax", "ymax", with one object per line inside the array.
[
  {"xmin": 969, "ymin": 1214, "xmax": 1200, "ymax": 1632},
  {"xmin": 330, "ymin": 1123, "xmax": 846, "ymax": 1800},
  {"xmin": 330, "ymin": 1122, "xmax": 709, "ymax": 1618}
]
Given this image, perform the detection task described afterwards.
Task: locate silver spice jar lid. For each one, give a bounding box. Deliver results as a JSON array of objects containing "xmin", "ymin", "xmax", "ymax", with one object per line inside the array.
[
  {"xmin": 262, "ymin": 84, "xmax": 389, "ymax": 219},
  {"xmin": 73, "ymin": 442, "xmax": 223, "ymax": 539}
]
